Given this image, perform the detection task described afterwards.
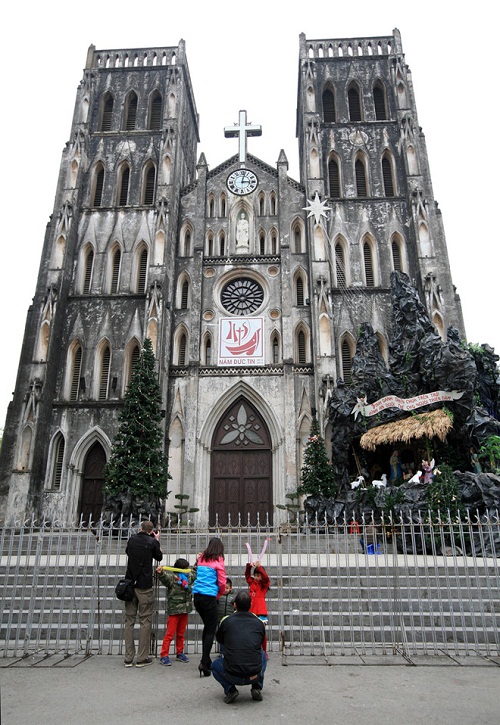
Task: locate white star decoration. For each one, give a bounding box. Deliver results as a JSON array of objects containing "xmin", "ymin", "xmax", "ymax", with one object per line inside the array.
[{"xmin": 303, "ymin": 192, "xmax": 331, "ymax": 224}]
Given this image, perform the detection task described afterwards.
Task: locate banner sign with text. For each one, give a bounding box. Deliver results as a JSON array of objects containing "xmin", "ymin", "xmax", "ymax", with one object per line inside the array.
[
  {"xmin": 218, "ymin": 317, "xmax": 264, "ymax": 366},
  {"xmin": 351, "ymin": 390, "xmax": 464, "ymax": 419}
]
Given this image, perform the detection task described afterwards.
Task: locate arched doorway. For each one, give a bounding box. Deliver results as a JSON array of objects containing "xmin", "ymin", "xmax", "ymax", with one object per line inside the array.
[
  {"xmin": 79, "ymin": 441, "xmax": 106, "ymax": 523},
  {"xmin": 210, "ymin": 397, "xmax": 272, "ymax": 526}
]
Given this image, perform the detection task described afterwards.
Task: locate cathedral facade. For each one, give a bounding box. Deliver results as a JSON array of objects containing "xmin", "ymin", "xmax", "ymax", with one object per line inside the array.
[{"xmin": 0, "ymin": 30, "xmax": 464, "ymax": 525}]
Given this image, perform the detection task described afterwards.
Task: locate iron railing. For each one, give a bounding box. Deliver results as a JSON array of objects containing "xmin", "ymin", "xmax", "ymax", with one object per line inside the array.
[{"xmin": 0, "ymin": 510, "xmax": 498, "ymax": 661}]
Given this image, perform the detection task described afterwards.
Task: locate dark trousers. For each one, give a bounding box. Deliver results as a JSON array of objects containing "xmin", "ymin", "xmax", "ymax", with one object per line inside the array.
[
  {"xmin": 211, "ymin": 649, "xmax": 267, "ymax": 695},
  {"xmin": 194, "ymin": 593, "xmax": 218, "ymax": 666}
]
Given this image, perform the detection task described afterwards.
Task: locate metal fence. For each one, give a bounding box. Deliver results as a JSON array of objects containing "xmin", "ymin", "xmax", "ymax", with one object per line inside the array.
[{"xmin": 1, "ymin": 510, "xmax": 499, "ymax": 661}]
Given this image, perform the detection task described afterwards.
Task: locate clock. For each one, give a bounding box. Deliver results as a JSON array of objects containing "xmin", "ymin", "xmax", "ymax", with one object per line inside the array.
[{"xmin": 226, "ymin": 168, "xmax": 258, "ymax": 195}]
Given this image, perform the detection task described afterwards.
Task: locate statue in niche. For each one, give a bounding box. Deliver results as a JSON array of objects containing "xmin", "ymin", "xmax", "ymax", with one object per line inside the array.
[{"xmin": 236, "ymin": 211, "xmax": 249, "ymax": 252}]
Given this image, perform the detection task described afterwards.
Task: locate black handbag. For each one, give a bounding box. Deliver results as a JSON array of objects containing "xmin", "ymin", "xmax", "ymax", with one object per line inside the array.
[{"xmin": 115, "ymin": 578, "xmax": 136, "ymax": 601}]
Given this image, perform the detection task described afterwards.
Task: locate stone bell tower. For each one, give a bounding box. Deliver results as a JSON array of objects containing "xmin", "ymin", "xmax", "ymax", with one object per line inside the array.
[
  {"xmin": 296, "ymin": 29, "xmax": 464, "ymax": 391},
  {"xmin": 0, "ymin": 42, "xmax": 199, "ymax": 523}
]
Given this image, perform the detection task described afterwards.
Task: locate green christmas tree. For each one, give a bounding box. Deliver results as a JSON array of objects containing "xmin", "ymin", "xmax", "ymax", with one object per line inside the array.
[
  {"xmin": 297, "ymin": 417, "xmax": 336, "ymax": 498},
  {"xmin": 104, "ymin": 338, "xmax": 171, "ymax": 521}
]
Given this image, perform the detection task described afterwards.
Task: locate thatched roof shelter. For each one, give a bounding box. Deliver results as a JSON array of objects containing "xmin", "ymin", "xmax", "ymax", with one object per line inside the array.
[{"xmin": 359, "ymin": 409, "xmax": 453, "ymax": 451}]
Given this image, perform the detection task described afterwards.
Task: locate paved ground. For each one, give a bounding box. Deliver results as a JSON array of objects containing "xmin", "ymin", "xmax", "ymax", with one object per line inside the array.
[{"xmin": 1, "ymin": 653, "xmax": 499, "ymax": 724}]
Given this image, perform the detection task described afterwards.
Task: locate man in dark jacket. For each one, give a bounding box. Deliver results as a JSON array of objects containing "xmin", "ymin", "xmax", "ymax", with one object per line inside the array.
[
  {"xmin": 211, "ymin": 590, "xmax": 266, "ymax": 703},
  {"xmin": 124, "ymin": 520, "xmax": 163, "ymax": 667}
]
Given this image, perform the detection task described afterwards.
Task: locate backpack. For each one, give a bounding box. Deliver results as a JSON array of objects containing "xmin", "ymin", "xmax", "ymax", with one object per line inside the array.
[{"xmin": 115, "ymin": 578, "xmax": 136, "ymax": 601}]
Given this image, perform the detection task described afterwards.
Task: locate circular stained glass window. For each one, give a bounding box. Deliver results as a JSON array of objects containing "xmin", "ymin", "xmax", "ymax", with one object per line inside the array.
[{"xmin": 221, "ymin": 278, "xmax": 264, "ymax": 315}]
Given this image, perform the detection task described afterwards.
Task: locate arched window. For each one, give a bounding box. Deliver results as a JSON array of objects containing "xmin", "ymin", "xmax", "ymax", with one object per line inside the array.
[
  {"xmin": 271, "ymin": 334, "xmax": 280, "ymax": 364},
  {"xmin": 296, "ymin": 275, "xmax": 305, "ymax": 306},
  {"xmin": 178, "ymin": 333, "xmax": 187, "ymax": 366},
  {"xmin": 293, "ymin": 223, "xmax": 303, "ymax": 253},
  {"xmin": 355, "ymin": 157, "xmax": 368, "ymax": 197},
  {"xmin": 341, "ymin": 339, "xmax": 353, "ymax": 382},
  {"xmin": 98, "ymin": 344, "xmax": 111, "ymax": 400},
  {"xmin": 92, "ymin": 164, "xmax": 104, "ymax": 207},
  {"xmin": 270, "ymin": 193, "xmax": 277, "ymax": 216},
  {"xmin": 219, "ymin": 232, "xmax": 226, "ymax": 256},
  {"xmin": 348, "ymin": 85, "xmax": 362, "ymax": 121},
  {"xmin": 259, "ymin": 232, "xmax": 265, "ymax": 255},
  {"xmin": 50, "ymin": 433, "xmax": 65, "ymax": 490},
  {"xmin": 335, "ymin": 242, "xmax": 346, "ymax": 288},
  {"xmin": 363, "ymin": 241, "xmax": 375, "ymax": 287},
  {"xmin": 205, "ymin": 336, "xmax": 212, "ymax": 365},
  {"xmin": 220, "ymin": 195, "xmax": 227, "ymax": 217},
  {"xmin": 69, "ymin": 343, "xmax": 83, "ymax": 401},
  {"xmin": 183, "ymin": 228, "xmax": 192, "ymax": 256},
  {"xmin": 271, "ymin": 230, "xmax": 277, "ymax": 254},
  {"xmin": 100, "ymin": 93, "xmax": 113, "ymax": 131},
  {"xmin": 118, "ymin": 163, "xmax": 130, "ymax": 206},
  {"xmin": 322, "ymin": 88, "xmax": 336, "ymax": 122},
  {"xmin": 258, "ymin": 194, "xmax": 265, "ymax": 216},
  {"xmin": 373, "ymin": 82, "xmax": 387, "ymax": 120},
  {"xmin": 143, "ymin": 163, "xmax": 156, "ymax": 205},
  {"xmin": 110, "ymin": 246, "xmax": 121, "ymax": 293},
  {"xmin": 382, "ymin": 154, "xmax": 395, "ymax": 197},
  {"xmin": 181, "ymin": 279, "xmax": 189, "ymax": 309},
  {"xmin": 148, "ymin": 90, "xmax": 162, "ymax": 130},
  {"xmin": 124, "ymin": 342, "xmax": 140, "ymax": 389},
  {"xmin": 208, "ymin": 197, "xmax": 215, "ymax": 218},
  {"xmin": 82, "ymin": 246, "xmax": 94, "ymax": 294},
  {"xmin": 391, "ymin": 236, "xmax": 403, "ymax": 272},
  {"xmin": 207, "ymin": 232, "xmax": 214, "ymax": 256},
  {"xmin": 124, "ymin": 91, "xmax": 138, "ymax": 130},
  {"xmin": 136, "ymin": 246, "xmax": 148, "ymax": 293},
  {"xmin": 131, "ymin": 345, "xmax": 140, "ymax": 370},
  {"xmin": 297, "ymin": 329, "xmax": 307, "ymax": 364},
  {"xmin": 328, "ymin": 157, "xmax": 340, "ymax": 198}
]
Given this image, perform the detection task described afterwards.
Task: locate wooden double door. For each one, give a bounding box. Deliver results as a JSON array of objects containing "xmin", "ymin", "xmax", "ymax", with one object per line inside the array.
[
  {"xmin": 210, "ymin": 398, "xmax": 272, "ymax": 526},
  {"xmin": 79, "ymin": 442, "xmax": 105, "ymax": 523}
]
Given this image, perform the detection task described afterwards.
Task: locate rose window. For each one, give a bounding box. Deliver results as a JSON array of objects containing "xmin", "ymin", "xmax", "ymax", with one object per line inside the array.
[{"xmin": 221, "ymin": 278, "xmax": 264, "ymax": 315}]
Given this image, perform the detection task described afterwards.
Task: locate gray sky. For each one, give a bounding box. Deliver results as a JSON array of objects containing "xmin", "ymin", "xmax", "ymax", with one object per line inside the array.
[{"xmin": 1, "ymin": 1, "xmax": 498, "ymax": 426}]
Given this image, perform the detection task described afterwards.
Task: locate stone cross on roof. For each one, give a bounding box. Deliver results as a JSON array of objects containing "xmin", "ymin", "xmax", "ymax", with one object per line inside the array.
[{"xmin": 224, "ymin": 110, "xmax": 262, "ymax": 165}]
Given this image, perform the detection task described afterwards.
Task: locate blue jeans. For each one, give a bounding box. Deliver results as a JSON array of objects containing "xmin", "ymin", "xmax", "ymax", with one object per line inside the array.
[{"xmin": 211, "ymin": 649, "xmax": 267, "ymax": 695}]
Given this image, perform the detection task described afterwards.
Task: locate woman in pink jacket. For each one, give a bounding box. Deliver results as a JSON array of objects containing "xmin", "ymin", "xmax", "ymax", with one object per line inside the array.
[{"xmin": 193, "ymin": 537, "xmax": 226, "ymax": 676}]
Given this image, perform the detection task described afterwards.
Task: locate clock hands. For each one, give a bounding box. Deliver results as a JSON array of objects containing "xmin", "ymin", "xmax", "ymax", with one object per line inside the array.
[{"xmin": 226, "ymin": 169, "xmax": 258, "ymax": 195}]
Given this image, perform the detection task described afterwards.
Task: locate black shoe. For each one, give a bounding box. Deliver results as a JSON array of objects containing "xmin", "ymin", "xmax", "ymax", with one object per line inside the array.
[
  {"xmin": 198, "ymin": 661, "xmax": 211, "ymax": 677},
  {"xmin": 136, "ymin": 657, "xmax": 153, "ymax": 668},
  {"xmin": 251, "ymin": 687, "xmax": 263, "ymax": 701},
  {"xmin": 224, "ymin": 687, "xmax": 239, "ymax": 704}
]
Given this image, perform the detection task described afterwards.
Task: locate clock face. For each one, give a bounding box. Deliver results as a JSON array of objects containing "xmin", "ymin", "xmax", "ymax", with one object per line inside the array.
[{"xmin": 226, "ymin": 168, "xmax": 258, "ymax": 195}]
